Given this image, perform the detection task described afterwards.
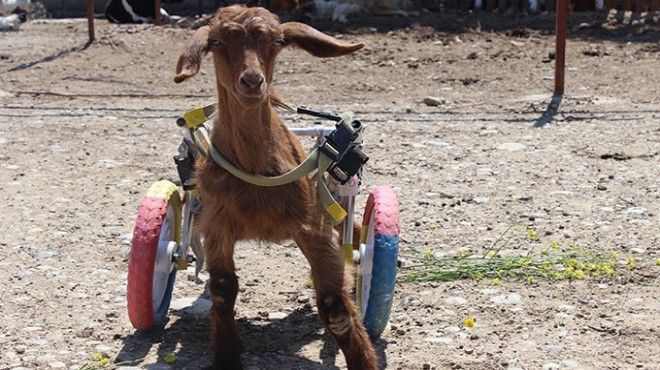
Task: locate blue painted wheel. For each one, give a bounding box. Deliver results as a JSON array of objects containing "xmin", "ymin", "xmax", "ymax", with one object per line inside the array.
[{"xmin": 357, "ymin": 187, "xmax": 400, "ymax": 339}]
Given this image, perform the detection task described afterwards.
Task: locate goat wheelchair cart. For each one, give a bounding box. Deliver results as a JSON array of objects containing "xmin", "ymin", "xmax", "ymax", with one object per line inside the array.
[{"xmin": 126, "ymin": 104, "xmax": 400, "ymax": 339}]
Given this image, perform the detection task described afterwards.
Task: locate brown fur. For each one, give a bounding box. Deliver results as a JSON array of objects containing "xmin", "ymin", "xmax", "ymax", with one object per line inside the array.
[{"xmin": 173, "ymin": 5, "xmax": 376, "ymax": 370}]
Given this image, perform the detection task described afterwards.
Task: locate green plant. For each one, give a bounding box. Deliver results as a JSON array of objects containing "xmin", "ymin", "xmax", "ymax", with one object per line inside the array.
[{"xmin": 400, "ymin": 225, "xmax": 642, "ymax": 283}]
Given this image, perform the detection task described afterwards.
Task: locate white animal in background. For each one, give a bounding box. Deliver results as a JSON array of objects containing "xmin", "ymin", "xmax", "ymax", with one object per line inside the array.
[
  {"xmin": 0, "ymin": 12, "xmax": 26, "ymax": 31},
  {"xmin": 312, "ymin": 0, "xmax": 415, "ymax": 23},
  {"xmin": 0, "ymin": 0, "xmax": 31, "ymax": 15}
]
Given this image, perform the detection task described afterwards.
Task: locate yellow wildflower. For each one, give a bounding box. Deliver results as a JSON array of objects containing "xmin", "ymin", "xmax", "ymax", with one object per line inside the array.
[
  {"xmin": 527, "ymin": 227, "xmax": 539, "ymax": 241},
  {"xmin": 527, "ymin": 276, "xmax": 535, "ymax": 284},
  {"xmin": 464, "ymin": 317, "xmax": 475, "ymax": 327},
  {"xmin": 91, "ymin": 353, "xmax": 106, "ymax": 362},
  {"xmin": 164, "ymin": 353, "xmax": 177, "ymax": 364},
  {"xmin": 492, "ymin": 278, "xmax": 500, "ymax": 286},
  {"xmin": 487, "ymin": 250, "xmax": 496, "ymax": 258}
]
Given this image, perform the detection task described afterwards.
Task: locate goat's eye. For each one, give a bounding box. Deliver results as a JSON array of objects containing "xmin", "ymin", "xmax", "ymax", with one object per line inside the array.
[
  {"xmin": 209, "ymin": 37, "xmax": 223, "ymax": 46},
  {"xmin": 273, "ymin": 38, "xmax": 285, "ymax": 47}
]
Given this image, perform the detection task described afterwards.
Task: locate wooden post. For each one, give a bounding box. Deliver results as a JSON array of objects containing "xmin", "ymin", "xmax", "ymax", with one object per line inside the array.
[
  {"xmin": 87, "ymin": 0, "xmax": 95, "ymax": 42},
  {"xmin": 155, "ymin": 0, "xmax": 162, "ymax": 25},
  {"xmin": 554, "ymin": 0, "xmax": 567, "ymax": 96}
]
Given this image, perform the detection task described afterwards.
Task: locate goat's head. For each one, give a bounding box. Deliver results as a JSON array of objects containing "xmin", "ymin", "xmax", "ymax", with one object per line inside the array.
[{"xmin": 174, "ymin": 5, "xmax": 364, "ymax": 106}]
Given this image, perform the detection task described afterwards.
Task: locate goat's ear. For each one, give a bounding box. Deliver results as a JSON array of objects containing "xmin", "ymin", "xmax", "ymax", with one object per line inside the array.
[
  {"xmin": 281, "ymin": 22, "xmax": 365, "ymax": 58},
  {"xmin": 174, "ymin": 26, "xmax": 211, "ymax": 84}
]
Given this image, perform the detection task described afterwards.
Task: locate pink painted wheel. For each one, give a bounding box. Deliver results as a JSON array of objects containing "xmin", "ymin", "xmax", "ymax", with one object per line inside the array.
[
  {"xmin": 357, "ymin": 186, "xmax": 400, "ymax": 339},
  {"xmin": 127, "ymin": 180, "xmax": 182, "ymax": 330}
]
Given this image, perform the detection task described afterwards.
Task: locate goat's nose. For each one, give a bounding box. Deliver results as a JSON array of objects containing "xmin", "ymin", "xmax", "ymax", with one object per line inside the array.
[{"xmin": 240, "ymin": 73, "xmax": 264, "ymax": 90}]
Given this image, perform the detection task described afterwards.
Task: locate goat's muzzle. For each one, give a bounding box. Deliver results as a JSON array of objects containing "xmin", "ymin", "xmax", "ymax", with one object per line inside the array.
[{"xmin": 238, "ymin": 72, "xmax": 265, "ymax": 96}]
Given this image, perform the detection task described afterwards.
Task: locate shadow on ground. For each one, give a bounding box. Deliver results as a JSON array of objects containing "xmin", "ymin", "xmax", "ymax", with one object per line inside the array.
[{"xmin": 117, "ymin": 297, "xmax": 389, "ymax": 369}]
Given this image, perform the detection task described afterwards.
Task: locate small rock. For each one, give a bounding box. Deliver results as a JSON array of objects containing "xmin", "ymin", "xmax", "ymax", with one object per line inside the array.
[
  {"xmin": 118, "ymin": 233, "xmax": 133, "ymax": 244},
  {"xmin": 518, "ymin": 194, "xmax": 534, "ymax": 201},
  {"xmin": 424, "ymin": 336, "xmax": 453, "ymax": 344},
  {"xmin": 562, "ymin": 360, "xmax": 579, "ymax": 368},
  {"xmin": 268, "ymin": 312, "xmax": 288, "ymax": 320},
  {"xmin": 422, "ymin": 97, "xmax": 445, "ymax": 106},
  {"xmin": 490, "ymin": 293, "xmax": 521, "ymax": 305},
  {"xmin": 297, "ymin": 295, "xmax": 310, "ymax": 304},
  {"xmin": 35, "ymin": 251, "xmax": 57, "ymax": 260},
  {"xmin": 425, "ymin": 141, "xmax": 451, "ymax": 148},
  {"xmin": 497, "ymin": 142, "xmax": 527, "ymax": 152},
  {"xmin": 169, "ymin": 297, "xmax": 213, "ymax": 315},
  {"xmin": 543, "ymin": 363, "xmax": 561, "ymax": 370},
  {"xmin": 623, "ymin": 207, "xmax": 647, "ymax": 215},
  {"xmin": 473, "ymin": 196, "xmax": 489, "ymax": 204},
  {"xmin": 36, "ymin": 354, "xmax": 58, "ymax": 365},
  {"xmin": 444, "ymin": 296, "xmax": 467, "ymax": 306}
]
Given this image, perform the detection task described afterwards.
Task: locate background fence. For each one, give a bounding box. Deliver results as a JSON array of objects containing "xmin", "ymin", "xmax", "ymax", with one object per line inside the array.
[{"xmin": 442, "ymin": 0, "xmax": 660, "ymax": 12}]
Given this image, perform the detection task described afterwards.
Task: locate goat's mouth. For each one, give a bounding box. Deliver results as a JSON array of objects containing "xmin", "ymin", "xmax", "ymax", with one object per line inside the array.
[{"xmin": 235, "ymin": 83, "xmax": 268, "ymax": 104}]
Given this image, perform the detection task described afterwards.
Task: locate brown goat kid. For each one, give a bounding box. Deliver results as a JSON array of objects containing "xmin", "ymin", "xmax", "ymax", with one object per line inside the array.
[{"xmin": 173, "ymin": 5, "xmax": 377, "ymax": 370}]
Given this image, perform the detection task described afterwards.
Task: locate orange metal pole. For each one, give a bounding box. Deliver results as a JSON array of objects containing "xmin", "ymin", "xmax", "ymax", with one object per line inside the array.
[
  {"xmin": 554, "ymin": 0, "xmax": 567, "ymax": 96},
  {"xmin": 87, "ymin": 0, "xmax": 95, "ymax": 42},
  {"xmin": 155, "ymin": 0, "xmax": 162, "ymax": 25}
]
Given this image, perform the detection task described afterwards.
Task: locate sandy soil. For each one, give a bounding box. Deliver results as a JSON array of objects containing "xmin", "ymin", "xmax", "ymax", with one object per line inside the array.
[{"xmin": 0, "ymin": 8, "xmax": 658, "ymax": 370}]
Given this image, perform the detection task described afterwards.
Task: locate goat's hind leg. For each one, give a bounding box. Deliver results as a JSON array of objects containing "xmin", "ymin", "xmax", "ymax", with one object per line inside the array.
[
  {"xmin": 294, "ymin": 228, "xmax": 378, "ymax": 370},
  {"xmin": 205, "ymin": 236, "xmax": 242, "ymax": 370}
]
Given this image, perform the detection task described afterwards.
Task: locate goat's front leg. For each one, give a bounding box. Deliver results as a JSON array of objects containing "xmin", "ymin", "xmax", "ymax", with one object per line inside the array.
[
  {"xmin": 205, "ymin": 236, "xmax": 242, "ymax": 370},
  {"xmin": 294, "ymin": 226, "xmax": 378, "ymax": 370}
]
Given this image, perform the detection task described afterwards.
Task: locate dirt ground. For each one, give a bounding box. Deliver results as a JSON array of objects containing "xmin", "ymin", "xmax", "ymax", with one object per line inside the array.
[{"xmin": 1, "ymin": 7, "xmax": 659, "ymax": 370}]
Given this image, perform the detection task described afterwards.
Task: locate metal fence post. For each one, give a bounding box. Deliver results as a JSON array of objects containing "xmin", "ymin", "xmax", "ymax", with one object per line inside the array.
[
  {"xmin": 554, "ymin": 0, "xmax": 567, "ymax": 96},
  {"xmin": 87, "ymin": 0, "xmax": 95, "ymax": 42}
]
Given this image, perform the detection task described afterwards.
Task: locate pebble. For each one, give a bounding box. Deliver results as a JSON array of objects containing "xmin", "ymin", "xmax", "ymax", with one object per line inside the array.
[
  {"xmin": 490, "ymin": 293, "xmax": 521, "ymax": 305},
  {"xmin": 623, "ymin": 207, "xmax": 647, "ymax": 215},
  {"xmin": 268, "ymin": 312, "xmax": 288, "ymax": 320},
  {"xmin": 36, "ymin": 354, "xmax": 58, "ymax": 365},
  {"xmin": 35, "ymin": 251, "xmax": 57, "ymax": 260},
  {"xmin": 118, "ymin": 233, "xmax": 133, "ymax": 244},
  {"xmin": 543, "ymin": 363, "xmax": 560, "ymax": 370},
  {"xmin": 425, "ymin": 141, "xmax": 451, "ymax": 148},
  {"xmin": 169, "ymin": 297, "xmax": 212, "ymax": 316},
  {"xmin": 497, "ymin": 142, "xmax": 527, "ymax": 152},
  {"xmin": 444, "ymin": 296, "xmax": 467, "ymax": 306},
  {"xmin": 422, "ymin": 97, "xmax": 446, "ymax": 106},
  {"xmin": 562, "ymin": 360, "xmax": 579, "ymax": 368},
  {"xmin": 473, "ymin": 196, "xmax": 489, "ymax": 204},
  {"xmin": 424, "ymin": 336, "xmax": 453, "ymax": 344}
]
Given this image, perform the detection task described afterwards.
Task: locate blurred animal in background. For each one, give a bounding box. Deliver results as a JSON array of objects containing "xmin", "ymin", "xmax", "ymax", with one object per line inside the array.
[
  {"xmin": 259, "ymin": 0, "xmax": 302, "ymax": 12},
  {"xmin": 0, "ymin": 0, "xmax": 30, "ymax": 14},
  {"xmin": 310, "ymin": 0, "xmax": 417, "ymax": 23},
  {"xmin": 0, "ymin": 0, "xmax": 30, "ymax": 31},
  {"xmin": 0, "ymin": 12, "xmax": 26, "ymax": 31},
  {"xmin": 105, "ymin": 0, "xmax": 184, "ymax": 24}
]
